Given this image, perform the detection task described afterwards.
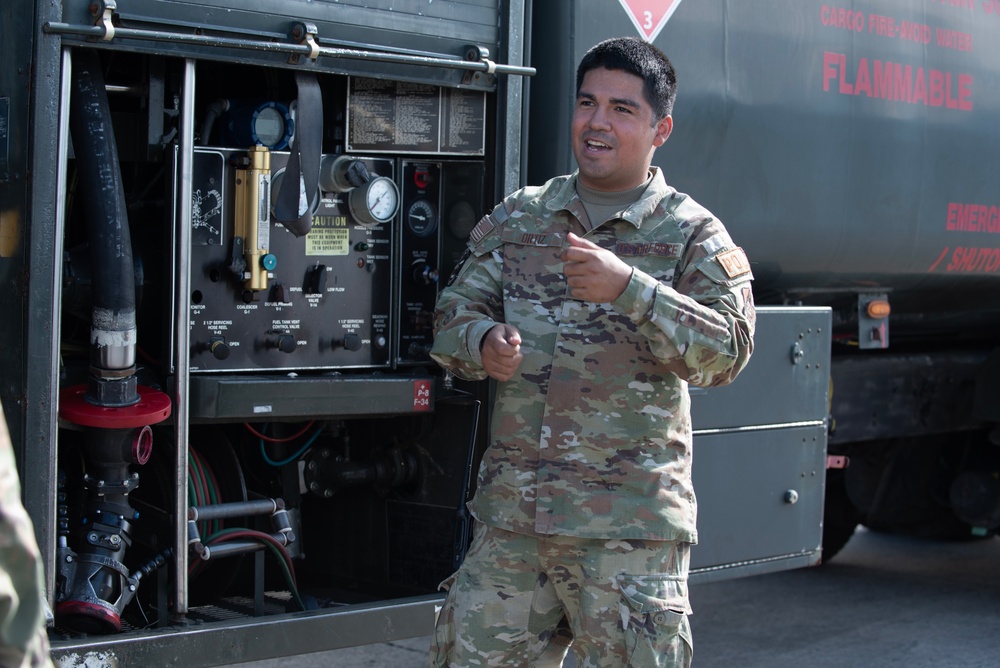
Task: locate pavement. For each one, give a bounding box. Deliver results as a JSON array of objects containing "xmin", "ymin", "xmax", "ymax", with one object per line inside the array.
[{"xmin": 233, "ymin": 527, "xmax": 1000, "ymax": 667}]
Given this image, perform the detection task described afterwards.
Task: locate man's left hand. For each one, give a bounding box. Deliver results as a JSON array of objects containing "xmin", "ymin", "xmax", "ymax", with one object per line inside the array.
[{"xmin": 561, "ymin": 232, "xmax": 632, "ymax": 302}]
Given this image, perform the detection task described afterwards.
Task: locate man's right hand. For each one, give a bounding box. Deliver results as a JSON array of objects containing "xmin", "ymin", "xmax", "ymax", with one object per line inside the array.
[{"xmin": 481, "ymin": 324, "xmax": 523, "ymax": 381}]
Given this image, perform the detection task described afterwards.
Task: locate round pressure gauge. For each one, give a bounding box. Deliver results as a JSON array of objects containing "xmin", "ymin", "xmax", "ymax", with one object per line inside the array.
[
  {"xmin": 348, "ymin": 176, "xmax": 399, "ymax": 226},
  {"xmin": 406, "ymin": 199, "xmax": 438, "ymax": 238}
]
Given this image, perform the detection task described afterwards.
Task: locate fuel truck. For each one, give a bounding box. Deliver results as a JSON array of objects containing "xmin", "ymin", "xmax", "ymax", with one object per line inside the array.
[
  {"xmin": 0, "ymin": 0, "xmax": 995, "ymax": 665},
  {"xmin": 529, "ymin": 1, "xmax": 1000, "ymax": 560}
]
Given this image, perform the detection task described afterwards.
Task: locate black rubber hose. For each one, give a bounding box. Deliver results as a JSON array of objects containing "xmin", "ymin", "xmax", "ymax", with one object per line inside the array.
[{"xmin": 69, "ymin": 49, "xmax": 137, "ymax": 374}]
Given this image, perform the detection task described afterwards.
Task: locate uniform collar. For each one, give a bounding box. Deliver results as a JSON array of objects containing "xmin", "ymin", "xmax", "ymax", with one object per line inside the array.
[{"xmin": 546, "ymin": 167, "xmax": 673, "ymax": 229}]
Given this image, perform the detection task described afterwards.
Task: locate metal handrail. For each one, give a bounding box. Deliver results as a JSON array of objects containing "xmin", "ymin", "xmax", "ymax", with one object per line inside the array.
[{"xmin": 43, "ymin": 20, "xmax": 536, "ymax": 77}]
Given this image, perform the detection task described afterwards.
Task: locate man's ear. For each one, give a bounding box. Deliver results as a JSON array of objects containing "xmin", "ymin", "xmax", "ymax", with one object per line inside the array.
[{"xmin": 653, "ymin": 115, "xmax": 673, "ymax": 147}]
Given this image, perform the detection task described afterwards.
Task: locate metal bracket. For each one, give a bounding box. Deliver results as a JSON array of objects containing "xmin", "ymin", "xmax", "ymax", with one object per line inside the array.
[
  {"xmin": 463, "ymin": 45, "xmax": 496, "ymax": 85},
  {"xmin": 826, "ymin": 455, "xmax": 849, "ymax": 469},
  {"xmin": 290, "ymin": 22, "xmax": 320, "ymax": 64},
  {"xmin": 92, "ymin": 0, "xmax": 117, "ymax": 41}
]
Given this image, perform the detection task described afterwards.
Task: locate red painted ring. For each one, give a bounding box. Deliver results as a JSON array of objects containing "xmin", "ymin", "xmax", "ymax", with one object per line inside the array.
[
  {"xmin": 55, "ymin": 599, "xmax": 122, "ymax": 633},
  {"xmin": 59, "ymin": 384, "xmax": 172, "ymax": 429}
]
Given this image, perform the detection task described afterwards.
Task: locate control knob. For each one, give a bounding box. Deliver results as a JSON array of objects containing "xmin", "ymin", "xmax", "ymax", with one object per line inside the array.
[
  {"xmin": 267, "ymin": 333, "xmax": 297, "ymax": 353},
  {"xmin": 208, "ymin": 338, "xmax": 231, "ymax": 360},
  {"xmin": 332, "ymin": 333, "xmax": 363, "ymax": 352}
]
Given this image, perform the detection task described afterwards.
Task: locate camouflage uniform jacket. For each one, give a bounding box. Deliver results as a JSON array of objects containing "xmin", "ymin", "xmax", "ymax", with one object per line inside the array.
[
  {"xmin": 431, "ymin": 168, "xmax": 755, "ymax": 542},
  {"xmin": 0, "ymin": 406, "xmax": 54, "ymax": 668}
]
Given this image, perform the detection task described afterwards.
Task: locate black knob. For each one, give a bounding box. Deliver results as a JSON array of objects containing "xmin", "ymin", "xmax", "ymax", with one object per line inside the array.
[
  {"xmin": 304, "ymin": 265, "xmax": 328, "ymax": 295},
  {"xmin": 270, "ymin": 283, "xmax": 291, "ymax": 304},
  {"xmin": 333, "ymin": 333, "xmax": 363, "ymax": 352},
  {"xmin": 268, "ymin": 334, "xmax": 297, "ymax": 353},
  {"xmin": 208, "ymin": 339, "xmax": 231, "ymax": 360}
]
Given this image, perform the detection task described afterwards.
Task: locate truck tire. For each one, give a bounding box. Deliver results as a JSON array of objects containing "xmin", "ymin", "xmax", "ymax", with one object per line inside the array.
[{"xmin": 821, "ymin": 468, "xmax": 863, "ymax": 563}]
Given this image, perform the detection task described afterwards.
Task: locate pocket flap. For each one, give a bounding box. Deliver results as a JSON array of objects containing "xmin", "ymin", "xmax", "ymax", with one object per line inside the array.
[{"xmin": 617, "ymin": 574, "xmax": 691, "ymax": 615}]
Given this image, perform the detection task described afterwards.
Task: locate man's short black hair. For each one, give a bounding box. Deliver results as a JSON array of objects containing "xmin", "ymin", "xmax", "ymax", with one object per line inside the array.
[{"xmin": 576, "ymin": 36, "xmax": 678, "ymax": 122}]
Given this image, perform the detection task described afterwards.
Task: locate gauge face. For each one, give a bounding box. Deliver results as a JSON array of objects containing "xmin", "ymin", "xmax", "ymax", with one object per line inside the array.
[
  {"xmin": 253, "ymin": 107, "xmax": 286, "ymax": 147},
  {"xmin": 349, "ymin": 176, "xmax": 399, "ymax": 226},
  {"xmin": 406, "ymin": 199, "xmax": 438, "ymax": 238}
]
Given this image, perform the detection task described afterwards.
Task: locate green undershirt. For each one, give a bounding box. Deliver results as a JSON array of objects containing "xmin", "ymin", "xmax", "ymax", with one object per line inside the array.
[{"xmin": 575, "ymin": 171, "xmax": 653, "ymax": 231}]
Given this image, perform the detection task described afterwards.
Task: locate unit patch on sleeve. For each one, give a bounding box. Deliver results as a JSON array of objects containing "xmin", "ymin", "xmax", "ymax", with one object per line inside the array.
[{"xmin": 716, "ymin": 247, "xmax": 751, "ymax": 279}]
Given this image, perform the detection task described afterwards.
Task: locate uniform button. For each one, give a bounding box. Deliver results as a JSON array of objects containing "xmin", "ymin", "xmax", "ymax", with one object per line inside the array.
[{"xmin": 653, "ymin": 612, "xmax": 667, "ymax": 625}]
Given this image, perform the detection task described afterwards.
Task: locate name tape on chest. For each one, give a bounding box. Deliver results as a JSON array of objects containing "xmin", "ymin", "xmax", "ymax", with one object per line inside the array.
[
  {"xmin": 716, "ymin": 247, "xmax": 751, "ymax": 279},
  {"xmin": 615, "ymin": 241, "xmax": 681, "ymax": 258},
  {"xmin": 519, "ymin": 232, "xmax": 551, "ymax": 246}
]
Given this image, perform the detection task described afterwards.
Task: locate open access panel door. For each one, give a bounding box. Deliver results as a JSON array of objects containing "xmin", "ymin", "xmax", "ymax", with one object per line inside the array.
[{"xmin": 690, "ymin": 307, "xmax": 831, "ymax": 581}]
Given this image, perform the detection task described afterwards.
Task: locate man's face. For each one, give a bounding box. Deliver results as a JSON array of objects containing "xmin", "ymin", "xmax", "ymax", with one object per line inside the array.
[{"xmin": 572, "ymin": 67, "xmax": 672, "ymax": 192}]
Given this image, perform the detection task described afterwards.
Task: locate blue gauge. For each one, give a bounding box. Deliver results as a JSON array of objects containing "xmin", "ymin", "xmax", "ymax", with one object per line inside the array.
[{"xmin": 219, "ymin": 101, "xmax": 295, "ymax": 150}]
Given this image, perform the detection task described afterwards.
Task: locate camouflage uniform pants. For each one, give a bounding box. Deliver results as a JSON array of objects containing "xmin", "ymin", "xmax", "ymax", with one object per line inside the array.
[
  {"xmin": 0, "ymin": 407, "xmax": 54, "ymax": 668},
  {"xmin": 431, "ymin": 521, "xmax": 692, "ymax": 667}
]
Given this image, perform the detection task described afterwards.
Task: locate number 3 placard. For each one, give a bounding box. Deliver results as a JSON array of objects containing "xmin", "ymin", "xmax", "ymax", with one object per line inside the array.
[{"xmin": 617, "ymin": 0, "xmax": 684, "ymax": 43}]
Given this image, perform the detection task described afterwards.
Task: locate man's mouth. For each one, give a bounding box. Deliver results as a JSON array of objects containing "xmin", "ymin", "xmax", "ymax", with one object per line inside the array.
[{"xmin": 585, "ymin": 138, "xmax": 612, "ymax": 151}]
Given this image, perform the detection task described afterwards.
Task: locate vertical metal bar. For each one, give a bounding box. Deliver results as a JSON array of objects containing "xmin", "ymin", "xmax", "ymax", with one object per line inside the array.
[
  {"xmin": 502, "ymin": 0, "xmax": 526, "ymax": 195},
  {"xmin": 519, "ymin": 0, "xmax": 533, "ymax": 186},
  {"xmin": 157, "ymin": 563, "xmax": 169, "ymax": 627},
  {"xmin": 27, "ymin": 46, "xmax": 72, "ymax": 603},
  {"xmin": 17, "ymin": 0, "xmax": 66, "ymax": 602},
  {"xmin": 173, "ymin": 58, "xmax": 196, "ymax": 615},
  {"xmin": 253, "ymin": 550, "xmax": 265, "ymax": 617}
]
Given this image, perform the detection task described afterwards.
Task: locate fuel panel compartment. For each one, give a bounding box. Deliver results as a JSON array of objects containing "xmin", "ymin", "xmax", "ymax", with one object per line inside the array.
[{"xmin": 178, "ymin": 148, "xmax": 394, "ymax": 372}]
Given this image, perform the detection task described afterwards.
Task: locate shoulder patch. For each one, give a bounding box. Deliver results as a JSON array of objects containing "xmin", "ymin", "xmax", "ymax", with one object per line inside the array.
[
  {"xmin": 715, "ymin": 247, "xmax": 751, "ymax": 279},
  {"xmin": 469, "ymin": 218, "xmax": 496, "ymax": 245}
]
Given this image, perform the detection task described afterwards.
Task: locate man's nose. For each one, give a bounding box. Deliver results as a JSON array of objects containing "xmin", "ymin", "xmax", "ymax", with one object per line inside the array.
[{"xmin": 587, "ymin": 105, "xmax": 612, "ymax": 130}]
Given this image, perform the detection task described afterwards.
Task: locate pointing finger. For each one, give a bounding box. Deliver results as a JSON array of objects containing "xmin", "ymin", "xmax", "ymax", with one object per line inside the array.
[{"xmin": 566, "ymin": 232, "xmax": 600, "ymax": 249}]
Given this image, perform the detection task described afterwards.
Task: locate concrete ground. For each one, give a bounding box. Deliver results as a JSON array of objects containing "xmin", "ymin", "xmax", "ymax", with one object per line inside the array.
[{"xmin": 233, "ymin": 527, "xmax": 1000, "ymax": 667}]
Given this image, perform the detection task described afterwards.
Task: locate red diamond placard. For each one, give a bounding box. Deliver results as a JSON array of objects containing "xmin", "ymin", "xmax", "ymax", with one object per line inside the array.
[{"xmin": 617, "ymin": 0, "xmax": 684, "ymax": 43}]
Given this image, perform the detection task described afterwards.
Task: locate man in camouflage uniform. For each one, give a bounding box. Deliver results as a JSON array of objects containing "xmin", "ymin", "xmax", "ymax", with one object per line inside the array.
[
  {"xmin": 0, "ymin": 405, "xmax": 54, "ymax": 668},
  {"xmin": 429, "ymin": 36, "xmax": 755, "ymax": 667}
]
